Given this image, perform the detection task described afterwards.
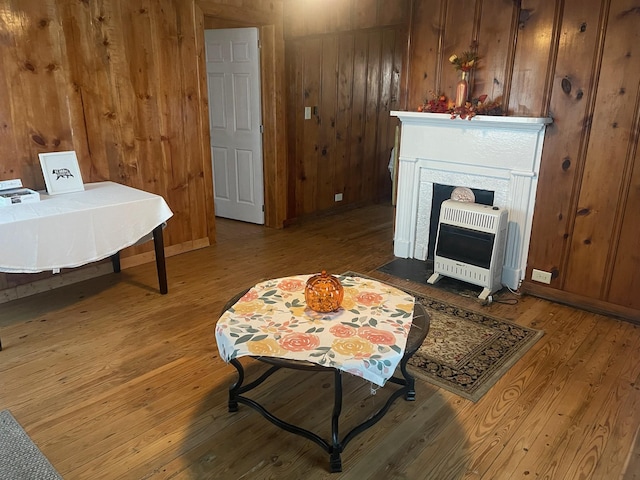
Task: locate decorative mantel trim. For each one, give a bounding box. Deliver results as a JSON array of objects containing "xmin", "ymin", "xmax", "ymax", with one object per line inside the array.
[
  {"xmin": 392, "ymin": 111, "xmax": 552, "ymax": 129},
  {"xmin": 391, "ymin": 111, "xmax": 552, "ymax": 290}
]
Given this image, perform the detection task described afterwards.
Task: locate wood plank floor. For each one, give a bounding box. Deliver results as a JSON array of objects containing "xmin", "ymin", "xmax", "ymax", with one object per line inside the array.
[{"xmin": 1, "ymin": 204, "xmax": 639, "ymax": 479}]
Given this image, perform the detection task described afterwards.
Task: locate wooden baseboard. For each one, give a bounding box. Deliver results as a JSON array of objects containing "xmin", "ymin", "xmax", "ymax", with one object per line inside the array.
[
  {"xmin": 521, "ymin": 281, "xmax": 640, "ymax": 324},
  {"xmin": 0, "ymin": 237, "xmax": 210, "ymax": 304},
  {"xmin": 120, "ymin": 238, "xmax": 210, "ymax": 269},
  {"xmin": 0, "ymin": 263, "xmax": 115, "ymax": 304}
]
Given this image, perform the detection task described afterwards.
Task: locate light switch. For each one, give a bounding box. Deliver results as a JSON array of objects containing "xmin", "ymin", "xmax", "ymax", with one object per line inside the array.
[{"xmin": 304, "ymin": 107, "xmax": 311, "ymax": 120}]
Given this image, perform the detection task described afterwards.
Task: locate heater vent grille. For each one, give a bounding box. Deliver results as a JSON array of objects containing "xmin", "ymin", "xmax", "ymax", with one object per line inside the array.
[{"xmin": 441, "ymin": 204, "xmax": 499, "ymax": 232}]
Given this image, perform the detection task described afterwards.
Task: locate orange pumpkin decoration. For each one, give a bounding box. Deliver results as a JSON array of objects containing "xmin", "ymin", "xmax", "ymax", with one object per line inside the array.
[{"xmin": 305, "ymin": 271, "xmax": 344, "ymax": 313}]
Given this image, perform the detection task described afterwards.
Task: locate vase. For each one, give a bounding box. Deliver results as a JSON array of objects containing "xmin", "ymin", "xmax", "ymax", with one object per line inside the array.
[
  {"xmin": 305, "ymin": 270, "xmax": 344, "ymax": 313},
  {"xmin": 455, "ymin": 71, "xmax": 469, "ymax": 107}
]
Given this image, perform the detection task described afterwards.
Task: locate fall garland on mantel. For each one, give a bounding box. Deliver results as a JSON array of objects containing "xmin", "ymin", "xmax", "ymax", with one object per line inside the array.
[{"xmin": 417, "ymin": 92, "xmax": 503, "ymax": 120}]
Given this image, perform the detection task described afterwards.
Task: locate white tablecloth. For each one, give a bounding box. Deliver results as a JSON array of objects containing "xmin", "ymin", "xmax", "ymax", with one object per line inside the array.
[{"xmin": 0, "ymin": 182, "xmax": 173, "ymax": 273}]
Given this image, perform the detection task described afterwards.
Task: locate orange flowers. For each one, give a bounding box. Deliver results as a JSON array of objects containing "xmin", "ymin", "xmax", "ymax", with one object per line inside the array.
[
  {"xmin": 355, "ymin": 291, "xmax": 384, "ymax": 306},
  {"xmin": 357, "ymin": 326, "xmax": 396, "ymax": 345},
  {"xmin": 330, "ymin": 324, "xmax": 357, "ymax": 338},
  {"xmin": 278, "ymin": 278, "xmax": 305, "ymax": 292},
  {"xmin": 279, "ymin": 332, "xmax": 320, "ymax": 351}
]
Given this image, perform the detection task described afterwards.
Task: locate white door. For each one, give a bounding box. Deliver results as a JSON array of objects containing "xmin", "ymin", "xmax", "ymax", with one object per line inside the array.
[{"xmin": 205, "ymin": 28, "xmax": 264, "ymax": 224}]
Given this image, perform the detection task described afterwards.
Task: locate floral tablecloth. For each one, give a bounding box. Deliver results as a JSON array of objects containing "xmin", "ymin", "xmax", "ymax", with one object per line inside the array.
[{"xmin": 215, "ymin": 274, "xmax": 415, "ymax": 386}]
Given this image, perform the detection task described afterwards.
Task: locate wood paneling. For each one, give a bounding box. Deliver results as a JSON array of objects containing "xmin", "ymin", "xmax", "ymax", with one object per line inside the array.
[
  {"xmin": 0, "ymin": 0, "xmax": 288, "ymax": 295},
  {"xmin": 474, "ymin": 0, "xmax": 518, "ymax": 104},
  {"xmin": 335, "ymin": 33, "xmax": 356, "ymax": 203},
  {"xmin": 284, "ymin": 0, "xmax": 411, "ymax": 218},
  {"xmin": 440, "ymin": 0, "xmax": 477, "ymax": 100},
  {"xmin": 318, "ymin": 35, "xmax": 339, "ymax": 212},
  {"xmin": 296, "ymin": 38, "xmax": 322, "ymax": 215},
  {"xmin": 608, "ymin": 119, "xmax": 640, "ymax": 308},
  {"xmin": 259, "ymin": 23, "xmax": 289, "ymax": 229},
  {"xmin": 562, "ymin": 0, "xmax": 640, "ymax": 299},
  {"xmin": 197, "ymin": 0, "xmax": 281, "ymax": 25},
  {"xmin": 406, "ymin": 0, "xmax": 445, "ymax": 109},
  {"xmin": 0, "ymin": 0, "xmax": 77, "ymax": 188},
  {"xmin": 507, "ymin": 0, "xmax": 559, "ymax": 116},
  {"xmin": 283, "ymin": 0, "xmax": 409, "ymax": 37},
  {"xmin": 349, "ymin": 32, "xmax": 369, "ymax": 201},
  {"xmin": 526, "ymin": 0, "xmax": 606, "ymax": 289},
  {"xmin": 283, "ymin": 1, "xmax": 408, "ymax": 218},
  {"xmin": 0, "ymin": 0, "xmax": 213, "ymax": 285},
  {"xmin": 403, "ymin": 0, "xmax": 640, "ymax": 318},
  {"xmin": 1, "ymin": 0, "xmax": 638, "ymax": 317},
  {"xmin": 288, "ymin": 27, "xmax": 405, "ymax": 217}
]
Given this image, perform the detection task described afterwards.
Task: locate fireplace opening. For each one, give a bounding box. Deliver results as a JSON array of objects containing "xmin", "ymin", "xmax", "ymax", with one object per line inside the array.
[{"xmin": 427, "ymin": 184, "xmax": 494, "ymax": 260}]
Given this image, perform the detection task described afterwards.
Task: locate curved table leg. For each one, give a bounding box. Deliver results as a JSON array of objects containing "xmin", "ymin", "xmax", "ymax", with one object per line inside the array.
[
  {"xmin": 400, "ymin": 355, "xmax": 416, "ymax": 401},
  {"xmin": 330, "ymin": 369, "xmax": 343, "ymax": 472},
  {"xmin": 229, "ymin": 358, "xmax": 245, "ymax": 412}
]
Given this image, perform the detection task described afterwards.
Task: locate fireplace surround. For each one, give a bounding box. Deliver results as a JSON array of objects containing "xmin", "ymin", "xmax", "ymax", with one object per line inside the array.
[{"xmin": 391, "ymin": 111, "xmax": 552, "ymax": 290}]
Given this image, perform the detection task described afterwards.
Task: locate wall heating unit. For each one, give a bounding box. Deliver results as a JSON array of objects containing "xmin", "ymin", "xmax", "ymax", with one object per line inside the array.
[{"xmin": 427, "ymin": 199, "xmax": 508, "ymax": 301}]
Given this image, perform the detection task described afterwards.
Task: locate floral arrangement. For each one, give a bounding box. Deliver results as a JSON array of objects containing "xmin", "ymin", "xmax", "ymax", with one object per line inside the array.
[
  {"xmin": 449, "ymin": 51, "xmax": 478, "ymax": 72},
  {"xmin": 415, "ymin": 49, "xmax": 502, "ymax": 119},
  {"xmin": 418, "ymin": 92, "xmax": 503, "ymax": 120}
]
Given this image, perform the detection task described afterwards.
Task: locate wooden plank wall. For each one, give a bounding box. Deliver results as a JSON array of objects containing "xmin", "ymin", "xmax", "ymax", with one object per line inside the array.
[
  {"xmin": 0, "ymin": 0, "xmax": 213, "ymax": 293},
  {"xmin": 1, "ymin": 0, "xmax": 637, "ymax": 319},
  {"xmin": 403, "ymin": 0, "xmax": 640, "ymax": 319},
  {"xmin": 283, "ymin": 0, "xmax": 409, "ymax": 218},
  {"xmin": 0, "ymin": 0, "xmax": 288, "ymax": 298}
]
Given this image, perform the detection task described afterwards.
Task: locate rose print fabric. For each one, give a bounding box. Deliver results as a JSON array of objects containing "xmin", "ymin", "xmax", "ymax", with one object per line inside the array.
[{"xmin": 215, "ymin": 275, "xmax": 415, "ymax": 386}]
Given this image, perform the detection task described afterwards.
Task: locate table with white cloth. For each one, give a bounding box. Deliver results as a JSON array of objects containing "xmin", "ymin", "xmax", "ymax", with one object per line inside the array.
[
  {"xmin": 215, "ymin": 274, "xmax": 430, "ymax": 472},
  {"xmin": 0, "ymin": 181, "xmax": 173, "ymax": 349},
  {"xmin": 0, "ymin": 181, "xmax": 173, "ymax": 275}
]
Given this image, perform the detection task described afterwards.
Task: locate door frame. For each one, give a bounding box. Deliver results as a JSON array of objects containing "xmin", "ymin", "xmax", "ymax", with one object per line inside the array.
[
  {"xmin": 205, "ymin": 26, "xmax": 265, "ymax": 225},
  {"xmin": 195, "ymin": 2, "xmax": 288, "ymax": 237}
]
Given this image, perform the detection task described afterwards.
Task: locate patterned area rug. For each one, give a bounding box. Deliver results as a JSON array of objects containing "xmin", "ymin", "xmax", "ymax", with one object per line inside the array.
[
  {"xmin": 407, "ymin": 292, "xmax": 543, "ymax": 402},
  {"xmin": 0, "ymin": 410, "xmax": 62, "ymax": 479},
  {"xmin": 346, "ymin": 272, "xmax": 544, "ymax": 402}
]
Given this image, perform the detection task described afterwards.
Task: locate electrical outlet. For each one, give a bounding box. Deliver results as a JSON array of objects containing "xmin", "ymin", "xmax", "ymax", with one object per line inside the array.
[
  {"xmin": 334, "ymin": 193, "xmax": 343, "ymax": 202},
  {"xmin": 531, "ymin": 269, "xmax": 552, "ymax": 284}
]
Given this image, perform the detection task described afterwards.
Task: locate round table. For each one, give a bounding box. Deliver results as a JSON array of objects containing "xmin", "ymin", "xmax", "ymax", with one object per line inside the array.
[{"xmin": 218, "ymin": 285, "xmax": 431, "ymax": 473}]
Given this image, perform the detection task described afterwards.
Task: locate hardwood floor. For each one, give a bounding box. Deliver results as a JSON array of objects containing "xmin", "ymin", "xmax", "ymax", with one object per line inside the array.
[{"xmin": 1, "ymin": 203, "xmax": 639, "ymax": 479}]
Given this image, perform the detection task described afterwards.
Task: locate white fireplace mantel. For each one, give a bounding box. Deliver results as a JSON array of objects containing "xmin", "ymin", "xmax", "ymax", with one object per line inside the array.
[{"xmin": 391, "ymin": 111, "xmax": 552, "ymax": 290}]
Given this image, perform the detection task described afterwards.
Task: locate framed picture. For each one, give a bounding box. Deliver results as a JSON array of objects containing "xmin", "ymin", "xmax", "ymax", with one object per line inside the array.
[{"xmin": 38, "ymin": 151, "xmax": 85, "ymax": 195}]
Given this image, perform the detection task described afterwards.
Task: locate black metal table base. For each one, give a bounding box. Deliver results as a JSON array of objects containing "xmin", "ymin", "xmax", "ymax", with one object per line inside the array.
[
  {"xmin": 228, "ymin": 355, "xmax": 418, "ymax": 473},
  {"xmin": 224, "ymin": 302, "xmax": 429, "ymax": 473}
]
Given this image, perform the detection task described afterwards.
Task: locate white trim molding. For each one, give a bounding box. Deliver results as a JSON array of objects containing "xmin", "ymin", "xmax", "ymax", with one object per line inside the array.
[{"xmin": 391, "ymin": 111, "xmax": 552, "ymax": 289}]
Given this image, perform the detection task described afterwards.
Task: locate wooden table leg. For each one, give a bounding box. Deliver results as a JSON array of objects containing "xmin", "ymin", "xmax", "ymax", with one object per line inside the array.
[
  {"xmin": 111, "ymin": 252, "xmax": 121, "ymax": 273},
  {"xmin": 153, "ymin": 224, "xmax": 168, "ymax": 294}
]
